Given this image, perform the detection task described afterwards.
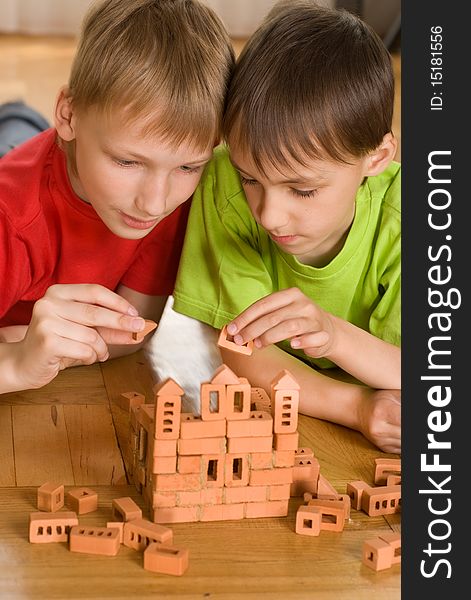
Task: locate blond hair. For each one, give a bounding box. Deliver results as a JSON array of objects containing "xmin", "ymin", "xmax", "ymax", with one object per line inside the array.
[{"xmin": 68, "ymin": 0, "xmax": 235, "ymax": 150}]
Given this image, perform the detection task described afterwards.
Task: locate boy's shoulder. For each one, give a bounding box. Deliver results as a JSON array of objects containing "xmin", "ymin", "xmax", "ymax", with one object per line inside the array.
[
  {"xmin": 366, "ymin": 160, "xmax": 401, "ymax": 214},
  {"xmin": 202, "ymin": 144, "xmax": 244, "ymax": 204}
]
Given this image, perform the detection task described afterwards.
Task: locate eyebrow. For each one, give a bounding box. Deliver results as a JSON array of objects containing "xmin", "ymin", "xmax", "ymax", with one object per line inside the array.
[
  {"xmin": 231, "ymin": 160, "xmax": 330, "ymax": 185},
  {"xmin": 108, "ymin": 147, "xmax": 212, "ymax": 165}
]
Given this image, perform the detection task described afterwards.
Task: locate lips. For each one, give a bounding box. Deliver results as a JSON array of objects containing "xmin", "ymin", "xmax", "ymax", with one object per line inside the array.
[
  {"xmin": 269, "ymin": 232, "xmax": 299, "ymax": 245},
  {"xmin": 120, "ymin": 212, "xmax": 160, "ymax": 230}
]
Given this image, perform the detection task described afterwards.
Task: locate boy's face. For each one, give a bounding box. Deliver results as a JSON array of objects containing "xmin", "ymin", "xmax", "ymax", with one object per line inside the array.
[
  {"xmin": 229, "ymin": 145, "xmax": 372, "ymax": 267},
  {"xmin": 63, "ymin": 106, "xmax": 213, "ymax": 240}
]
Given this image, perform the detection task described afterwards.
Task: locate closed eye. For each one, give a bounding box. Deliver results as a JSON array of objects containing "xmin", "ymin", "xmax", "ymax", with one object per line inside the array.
[
  {"xmin": 113, "ymin": 158, "xmax": 139, "ymax": 168},
  {"xmin": 291, "ymin": 188, "xmax": 317, "ymax": 198},
  {"xmin": 239, "ymin": 175, "xmax": 258, "ymax": 186}
]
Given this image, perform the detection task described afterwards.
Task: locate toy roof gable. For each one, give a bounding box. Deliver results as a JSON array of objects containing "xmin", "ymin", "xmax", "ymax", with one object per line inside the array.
[
  {"xmin": 154, "ymin": 378, "xmax": 184, "ymax": 396},
  {"xmin": 271, "ymin": 369, "xmax": 300, "ymax": 390},
  {"xmin": 211, "ymin": 364, "xmax": 241, "ymax": 385}
]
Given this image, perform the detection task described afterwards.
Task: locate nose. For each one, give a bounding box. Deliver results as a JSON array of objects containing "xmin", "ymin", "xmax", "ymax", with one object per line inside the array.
[
  {"xmin": 135, "ymin": 172, "xmax": 169, "ymax": 217},
  {"xmin": 256, "ymin": 189, "xmax": 289, "ymax": 232}
]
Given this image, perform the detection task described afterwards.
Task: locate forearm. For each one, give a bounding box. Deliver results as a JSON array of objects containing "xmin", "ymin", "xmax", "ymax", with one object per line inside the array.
[
  {"xmin": 0, "ymin": 325, "xmax": 27, "ymax": 343},
  {"xmin": 0, "ymin": 341, "xmax": 27, "ymax": 393},
  {"xmin": 327, "ymin": 316, "xmax": 401, "ymax": 389},
  {"xmin": 220, "ymin": 343, "xmax": 372, "ymax": 431}
]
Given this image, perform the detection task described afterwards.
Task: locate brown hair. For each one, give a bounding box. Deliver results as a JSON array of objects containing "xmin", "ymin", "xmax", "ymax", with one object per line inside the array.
[
  {"xmin": 68, "ymin": 0, "xmax": 235, "ymax": 150},
  {"xmin": 223, "ymin": 0, "xmax": 394, "ymax": 174}
]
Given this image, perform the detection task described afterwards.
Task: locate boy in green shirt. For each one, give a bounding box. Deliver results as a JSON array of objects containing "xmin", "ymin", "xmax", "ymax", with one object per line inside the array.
[{"xmin": 173, "ymin": 0, "xmax": 401, "ymax": 453}]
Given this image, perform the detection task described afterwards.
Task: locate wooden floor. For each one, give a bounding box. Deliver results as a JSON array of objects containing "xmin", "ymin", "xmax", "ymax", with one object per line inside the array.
[{"xmin": 0, "ymin": 34, "xmax": 401, "ymax": 162}]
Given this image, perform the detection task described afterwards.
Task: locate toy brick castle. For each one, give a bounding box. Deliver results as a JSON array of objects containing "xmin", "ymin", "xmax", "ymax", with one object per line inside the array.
[{"xmin": 125, "ymin": 364, "xmax": 317, "ymax": 523}]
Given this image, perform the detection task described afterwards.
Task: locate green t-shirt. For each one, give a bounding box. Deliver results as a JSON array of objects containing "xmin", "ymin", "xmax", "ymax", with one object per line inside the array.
[{"xmin": 173, "ymin": 145, "xmax": 401, "ymax": 370}]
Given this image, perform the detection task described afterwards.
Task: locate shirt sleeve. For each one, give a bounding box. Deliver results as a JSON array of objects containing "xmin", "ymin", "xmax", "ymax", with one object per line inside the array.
[
  {"xmin": 120, "ymin": 199, "xmax": 191, "ymax": 296},
  {"xmin": 0, "ymin": 213, "xmax": 31, "ymax": 320}
]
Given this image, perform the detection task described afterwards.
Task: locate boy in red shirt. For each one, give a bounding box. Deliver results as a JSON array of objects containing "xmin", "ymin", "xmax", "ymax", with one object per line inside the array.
[{"xmin": 0, "ymin": 0, "xmax": 234, "ymax": 393}]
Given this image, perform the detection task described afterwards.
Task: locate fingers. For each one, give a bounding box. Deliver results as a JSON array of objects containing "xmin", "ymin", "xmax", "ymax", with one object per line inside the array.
[
  {"xmin": 45, "ymin": 283, "xmax": 139, "ymax": 316},
  {"xmin": 290, "ymin": 331, "xmax": 331, "ymax": 357}
]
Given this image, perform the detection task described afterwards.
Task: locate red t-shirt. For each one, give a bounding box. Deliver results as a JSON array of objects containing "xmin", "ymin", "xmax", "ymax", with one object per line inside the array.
[{"xmin": 0, "ymin": 129, "xmax": 190, "ymax": 326}]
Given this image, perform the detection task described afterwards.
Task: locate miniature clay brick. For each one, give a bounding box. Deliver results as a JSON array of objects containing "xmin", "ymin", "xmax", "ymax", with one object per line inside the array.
[
  {"xmin": 152, "ymin": 491, "xmax": 177, "ymax": 508},
  {"xmin": 37, "ymin": 482, "xmax": 64, "ymax": 512},
  {"xmin": 211, "ymin": 364, "xmax": 241, "ymax": 385},
  {"xmin": 200, "ymin": 502, "xmax": 245, "ymax": 521},
  {"xmin": 295, "ymin": 448, "xmax": 314, "ymax": 459},
  {"xmin": 155, "ymin": 396, "xmax": 182, "ymax": 440},
  {"xmin": 177, "ymin": 455, "xmax": 202, "ymax": 474},
  {"xmin": 217, "ymin": 325, "xmax": 254, "ymax": 356},
  {"xmin": 153, "ymin": 438, "xmax": 178, "ymax": 457},
  {"xmin": 290, "ymin": 479, "xmax": 319, "ymax": 497},
  {"xmin": 316, "ymin": 473, "xmax": 339, "ymax": 498},
  {"xmin": 346, "ymin": 480, "xmax": 370, "ymax": 510},
  {"xmin": 309, "ymin": 495, "xmax": 351, "ymax": 519},
  {"xmin": 227, "ymin": 435, "xmax": 273, "ymax": 454},
  {"xmin": 224, "ymin": 485, "xmax": 268, "ymax": 504},
  {"xmin": 250, "ymin": 452, "xmax": 274, "ymax": 470},
  {"xmin": 152, "ymin": 506, "xmax": 200, "ymax": 524},
  {"xmin": 374, "ymin": 458, "xmax": 401, "ymax": 485},
  {"xmin": 178, "ymin": 488, "xmax": 223, "ymax": 507},
  {"xmin": 249, "ymin": 467, "xmax": 293, "ymax": 487},
  {"xmin": 274, "ymin": 432, "xmax": 299, "ymax": 451},
  {"xmin": 200, "ymin": 384, "xmax": 227, "ymax": 421},
  {"xmin": 153, "ymin": 472, "xmax": 201, "ymax": 492},
  {"xmin": 226, "ymin": 382, "xmax": 252, "ymax": 421},
  {"xmin": 295, "ymin": 506, "xmax": 322, "ymax": 536},
  {"xmin": 111, "ymin": 497, "xmax": 142, "ymax": 522},
  {"xmin": 178, "ymin": 437, "xmax": 226, "ymax": 456},
  {"xmin": 305, "ymin": 499, "xmax": 345, "ymax": 532},
  {"xmin": 362, "ymin": 538, "xmax": 395, "ymax": 571},
  {"xmin": 271, "ymin": 390, "xmax": 299, "ymax": 434},
  {"xmin": 29, "ymin": 511, "xmax": 78, "ymax": 543},
  {"xmin": 123, "ymin": 518, "xmax": 173, "ymax": 551},
  {"xmin": 152, "ymin": 454, "xmax": 178, "ymax": 474},
  {"xmin": 115, "ymin": 391, "xmax": 145, "ymax": 412},
  {"xmin": 273, "ymin": 450, "xmax": 296, "ymax": 468},
  {"xmin": 179, "ymin": 414, "xmax": 226, "ymax": 439},
  {"xmin": 65, "ymin": 488, "xmax": 98, "ymax": 515},
  {"xmin": 144, "ymin": 542, "xmax": 189, "ymax": 576},
  {"xmin": 386, "ymin": 474, "xmax": 402, "ymax": 486},
  {"xmin": 245, "ymin": 500, "xmax": 289, "ymax": 519},
  {"xmin": 268, "ymin": 484, "xmax": 292, "ymax": 501},
  {"xmin": 378, "ymin": 532, "xmax": 401, "ymax": 564},
  {"xmin": 69, "ymin": 525, "xmax": 120, "ymax": 556},
  {"xmin": 137, "ymin": 404, "xmax": 155, "ymax": 430},
  {"xmin": 106, "ymin": 521, "xmax": 124, "ymax": 543},
  {"xmin": 361, "ymin": 485, "xmax": 401, "ymax": 517},
  {"xmin": 224, "ymin": 454, "xmax": 250, "ymax": 487},
  {"xmin": 251, "ymin": 387, "xmax": 271, "ymax": 412},
  {"xmin": 132, "ymin": 319, "xmax": 158, "ymax": 342},
  {"xmin": 202, "ymin": 454, "xmax": 225, "ymax": 488},
  {"xmin": 292, "ymin": 456, "xmax": 320, "ymax": 482},
  {"xmin": 226, "ymin": 411, "xmax": 273, "ymax": 437}
]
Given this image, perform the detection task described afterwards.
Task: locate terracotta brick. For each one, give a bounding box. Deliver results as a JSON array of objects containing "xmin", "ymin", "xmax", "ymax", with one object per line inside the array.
[
  {"xmin": 178, "ymin": 488, "xmax": 223, "ymax": 506},
  {"xmin": 226, "ymin": 381, "xmax": 252, "ymax": 421},
  {"xmin": 180, "ymin": 414, "xmax": 226, "ymax": 439},
  {"xmin": 178, "ymin": 437, "xmax": 226, "ymax": 456},
  {"xmin": 226, "ymin": 411, "xmax": 273, "ymax": 437},
  {"xmin": 211, "ymin": 364, "xmax": 241, "ymax": 385},
  {"xmin": 136, "ymin": 404, "xmax": 155, "ymax": 430},
  {"xmin": 116, "ymin": 391, "xmax": 145, "ymax": 412},
  {"xmin": 305, "ymin": 499, "xmax": 345, "ymax": 532},
  {"xmin": 295, "ymin": 447, "xmax": 314, "ymax": 460},
  {"xmin": 273, "ymin": 450, "xmax": 295, "ymax": 468},
  {"xmin": 270, "ymin": 370, "xmax": 300, "ymax": 433},
  {"xmin": 346, "ymin": 480, "xmax": 370, "ymax": 510},
  {"xmin": 274, "ymin": 432, "xmax": 299, "ymax": 451},
  {"xmin": 29, "ymin": 511, "xmax": 78, "ymax": 543},
  {"xmin": 250, "ymin": 452, "xmax": 274, "ymax": 470},
  {"xmin": 132, "ymin": 319, "xmax": 157, "ymax": 342},
  {"xmin": 268, "ymin": 484, "xmax": 292, "ymax": 501},
  {"xmin": 217, "ymin": 325, "xmax": 254, "ymax": 355},
  {"xmin": 295, "ymin": 506, "xmax": 322, "ymax": 536},
  {"xmin": 245, "ymin": 500, "xmax": 289, "ymax": 518},
  {"xmin": 290, "ymin": 479, "xmax": 319, "ymax": 497},
  {"xmin": 152, "ymin": 491, "xmax": 177, "ymax": 508},
  {"xmin": 292, "ymin": 456, "xmax": 320, "ymax": 482},
  {"xmin": 152, "ymin": 454, "xmax": 177, "ymax": 474},
  {"xmin": 152, "ymin": 438, "xmax": 178, "ymax": 457},
  {"xmin": 202, "ymin": 454, "xmax": 225, "ymax": 488},
  {"xmin": 154, "ymin": 384, "xmax": 183, "ymax": 440},
  {"xmin": 65, "ymin": 487, "xmax": 98, "ymax": 515},
  {"xmin": 250, "ymin": 467, "xmax": 293, "ymax": 486},
  {"xmin": 224, "ymin": 454, "xmax": 250, "ymax": 487},
  {"xmin": 316, "ymin": 473, "xmax": 339, "ymax": 498},
  {"xmin": 251, "ymin": 387, "xmax": 271, "ymax": 412},
  {"xmin": 361, "ymin": 485, "xmax": 401, "ymax": 516},
  {"xmin": 177, "ymin": 455, "xmax": 202, "ymax": 474},
  {"xmin": 224, "ymin": 486, "xmax": 267, "ymax": 504},
  {"xmin": 386, "ymin": 474, "xmax": 402, "ymax": 486},
  {"xmin": 106, "ymin": 521, "xmax": 124, "ymax": 543},
  {"xmin": 201, "ymin": 502, "xmax": 245, "ymax": 521},
  {"xmin": 309, "ymin": 495, "xmax": 351, "ymax": 519},
  {"xmin": 200, "ymin": 383, "xmax": 227, "ymax": 421},
  {"xmin": 111, "ymin": 497, "xmax": 142, "ymax": 522},
  {"xmin": 123, "ymin": 518, "xmax": 173, "ymax": 551},
  {"xmin": 69, "ymin": 525, "xmax": 120, "ymax": 556},
  {"xmin": 152, "ymin": 506, "xmax": 200, "ymax": 524},
  {"xmin": 362, "ymin": 538, "xmax": 395, "ymax": 571},
  {"xmin": 374, "ymin": 458, "xmax": 401, "ymax": 485},
  {"xmin": 144, "ymin": 543, "xmax": 189, "ymax": 576},
  {"xmin": 153, "ymin": 472, "xmax": 201, "ymax": 492},
  {"xmin": 37, "ymin": 482, "xmax": 64, "ymax": 512},
  {"xmin": 228, "ymin": 435, "xmax": 273, "ymax": 454}
]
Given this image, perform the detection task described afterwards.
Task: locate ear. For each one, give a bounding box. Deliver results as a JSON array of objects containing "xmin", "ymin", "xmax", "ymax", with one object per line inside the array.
[
  {"xmin": 363, "ymin": 132, "xmax": 398, "ymax": 177},
  {"xmin": 54, "ymin": 86, "xmax": 76, "ymax": 142}
]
